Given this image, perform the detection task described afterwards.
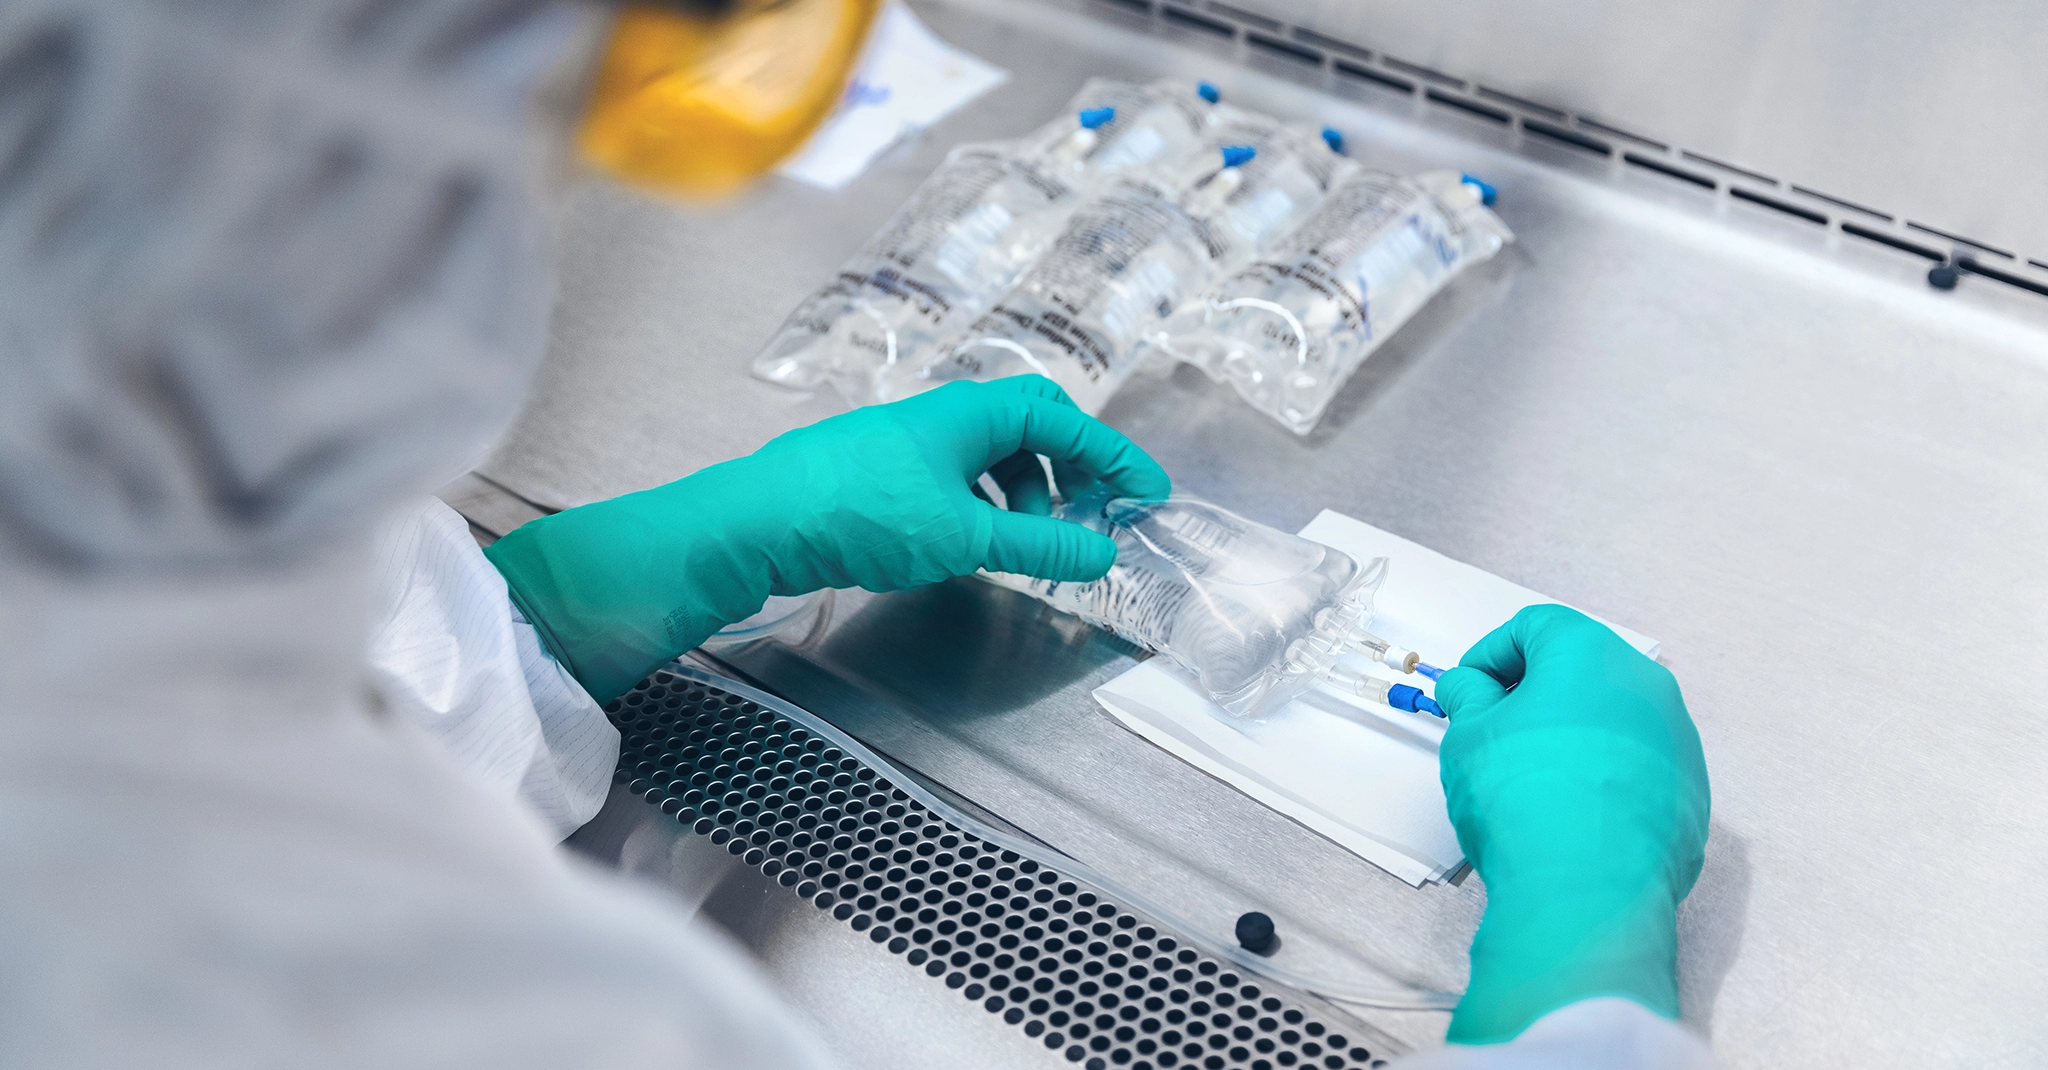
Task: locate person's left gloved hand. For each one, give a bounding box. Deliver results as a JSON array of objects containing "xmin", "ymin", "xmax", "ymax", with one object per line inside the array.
[{"xmin": 484, "ymin": 375, "xmax": 1170, "ymax": 704}]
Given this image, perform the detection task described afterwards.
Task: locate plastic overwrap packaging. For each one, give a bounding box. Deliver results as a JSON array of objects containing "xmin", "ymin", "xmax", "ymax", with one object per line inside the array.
[
  {"xmin": 889, "ymin": 115, "xmax": 1354, "ymax": 412},
  {"xmin": 750, "ymin": 79, "xmax": 1210, "ymax": 404},
  {"xmin": 986, "ymin": 493, "xmax": 1387, "ymax": 717},
  {"xmin": 1162, "ymin": 169, "xmax": 1511, "ymax": 433}
]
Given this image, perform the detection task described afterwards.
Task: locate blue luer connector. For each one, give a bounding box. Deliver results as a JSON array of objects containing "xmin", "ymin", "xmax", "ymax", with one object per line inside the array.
[
  {"xmin": 1198, "ymin": 81, "xmax": 1221, "ymax": 104},
  {"xmin": 1320, "ymin": 126, "xmax": 1345, "ymax": 154},
  {"xmin": 1460, "ymin": 173, "xmax": 1498, "ymax": 206},
  {"xmin": 1220, "ymin": 145, "xmax": 1256, "ymax": 168},
  {"xmin": 1078, "ymin": 106, "xmax": 1115, "ymax": 129},
  {"xmin": 1388, "ymin": 684, "xmax": 1446, "ymax": 718}
]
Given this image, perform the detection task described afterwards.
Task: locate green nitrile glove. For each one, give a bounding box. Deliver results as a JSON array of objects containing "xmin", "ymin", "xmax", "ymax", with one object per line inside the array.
[
  {"xmin": 1433, "ymin": 605, "xmax": 1710, "ymax": 1044},
  {"xmin": 484, "ymin": 375, "xmax": 1170, "ymax": 704}
]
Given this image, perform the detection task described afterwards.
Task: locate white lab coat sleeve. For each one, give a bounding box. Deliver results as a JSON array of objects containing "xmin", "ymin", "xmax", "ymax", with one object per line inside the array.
[
  {"xmin": 366, "ymin": 496, "xmax": 620, "ymax": 839},
  {"xmin": 0, "ymin": 553, "xmax": 845, "ymax": 1070},
  {"xmin": 1388, "ymin": 999, "xmax": 1717, "ymax": 1070}
]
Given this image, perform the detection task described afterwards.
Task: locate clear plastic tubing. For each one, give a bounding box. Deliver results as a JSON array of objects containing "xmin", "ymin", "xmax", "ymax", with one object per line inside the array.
[{"xmin": 1327, "ymin": 666, "xmax": 1445, "ymax": 717}]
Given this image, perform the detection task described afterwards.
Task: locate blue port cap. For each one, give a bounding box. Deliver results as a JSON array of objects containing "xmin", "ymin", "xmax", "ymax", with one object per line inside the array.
[
  {"xmin": 1388, "ymin": 684, "xmax": 1446, "ymax": 718},
  {"xmin": 1220, "ymin": 144, "xmax": 1257, "ymax": 168},
  {"xmin": 1320, "ymin": 126, "xmax": 1345, "ymax": 154},
  {"xmin": 1460, "ymin": 173, "xmax": 1498, "ymax": 206},
  {"xmin": 1078, "ymin": 106, "xmax": 1116, "ymax": 130},
  {"xmin": 1198, "ymin": 81, "xmax": 1221, "ymax": 104}
]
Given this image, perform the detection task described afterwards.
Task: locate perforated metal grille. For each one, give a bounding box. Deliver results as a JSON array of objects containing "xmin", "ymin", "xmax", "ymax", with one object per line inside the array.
[{"xmin": 607, "ymin": 668, "xmax": 1391, "ymax": 1070}]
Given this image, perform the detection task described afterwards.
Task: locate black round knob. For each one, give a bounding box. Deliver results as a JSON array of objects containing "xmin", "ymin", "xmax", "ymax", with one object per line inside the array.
[
  {"xmin": 1927, "ymin": 262, "xmax": 1960, "ymax": 291},
  {"xmin": 1235, "ymin": 911, "xmax": 1276, "ymax": 954}
]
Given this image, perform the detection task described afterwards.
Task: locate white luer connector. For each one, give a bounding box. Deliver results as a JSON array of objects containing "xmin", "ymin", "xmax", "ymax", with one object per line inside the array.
[
  {"xmin": 1353, "ymin": 630, "xmax": 1421, "ymax": 674},
  {"xmin": 1379, "ymin": 643, "xmax": 1420, "ymax": 673}
]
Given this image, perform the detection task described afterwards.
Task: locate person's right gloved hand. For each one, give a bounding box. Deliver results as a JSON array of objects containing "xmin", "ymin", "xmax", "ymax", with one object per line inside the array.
[
  {"xmin": 1433, "ymin": 605, "xmax": 1711, "ymax": 1045},
  {"xmin": 483, "ymin": 375, "xmax": 1170, "ymax": 705}
]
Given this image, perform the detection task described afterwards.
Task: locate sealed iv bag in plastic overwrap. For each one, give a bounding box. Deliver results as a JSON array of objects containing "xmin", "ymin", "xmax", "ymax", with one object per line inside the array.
[
  {"xmin": 890, "ymin": 116, "xmax": 1353, "ymax": 413},
  {"xmin": 749, "ymin": 80, "xmax": 1209, "ymax": 404},
  {"xmin": 1161, "ymin": 170, "xmax": 1511, "ymax": 434},
  {"xmin": 986, "ymin": 493, "xmax": 1387, "ymax": 717}
]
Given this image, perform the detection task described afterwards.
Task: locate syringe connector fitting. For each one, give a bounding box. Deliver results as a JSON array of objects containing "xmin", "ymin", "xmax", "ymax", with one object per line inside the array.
[
  {"xmin": 1351, "ymin": 629, "xmax": 1421, "ymax": 674},
  {"xmin": 1324, "ymin": 667, "xmax": 1444, "ymax": 717},
  {"xmin": 1387, "ymin": 684, "xmax": 1444, "ymax": 718}
]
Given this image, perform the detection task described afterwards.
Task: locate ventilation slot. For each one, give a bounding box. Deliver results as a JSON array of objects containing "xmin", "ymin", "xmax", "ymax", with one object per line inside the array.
[
  {"xmin": 1475, "ymin": 87, "xmax": 1566, "ymax": 121},
  {"xmin": 1333, "ymin": 60, "xmax": 1413, "ymax": 94},
  {"xmin": 1291, "ymin": 27, "xmax": 1369, "ymax": 60},
  {"xmin": 1841, "ymin": 222, "xmax": 1943, "ymax": 261},
  {"xmin": 1790, "ymin": 186, "xmax": 1890, "ymax": 222},
  {"xmin": 1425, "ymin": 90, "xmax": 1509, "ymax": 124},
  {"xmin": 1624, "ymin": 153, "xmax": 1714, "ymax": 190},
  {"xmin": 1578, "ymin": 118, "xmax": 1666, "ymax": 151},
  {"xmin": 1093, "ymin": 0, "xmax": 1155, "ymax": 15},
  {"xmin": 1246, "ymin": 32, "xmax": 1321, "ymax": 65},
  {"xmin": 1958, "ymin": 257, "xmax": 2048, "ymax": 298},
  {"xmin": 1379, "ymin": 56, "xmax": 1463, "ymax": 88},
  {"xmin": 1729, "ymin": 188, "xmax": 1826, "ymax": 225},
  {"xmin": 1205, "ymin": 1, "xmax": 1280, "ymax": 31},
  {"xmin": 1681, "ymin": 151, "xmax": 1776, "ymax": 186},
  {"xmin": 609, "ymin": 669, "xmax": 1395, "ymax": 1070},
  {"xmin": 1907, "ymin": 222, "xmax": 2013, "ymax": 259},
  {"xmin": 1161, "ymin": 5, "xmax": 1234, "ymax": 36},
  {"xmin": 1521, "ymin": 119, "xmax": 1610, "ymax": 155}
]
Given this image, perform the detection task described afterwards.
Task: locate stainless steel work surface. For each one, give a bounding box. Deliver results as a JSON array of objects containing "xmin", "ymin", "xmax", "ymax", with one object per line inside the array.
[{"xmin": 480, "ymin": 0, "xmax": 2048, "ymax": 1065}]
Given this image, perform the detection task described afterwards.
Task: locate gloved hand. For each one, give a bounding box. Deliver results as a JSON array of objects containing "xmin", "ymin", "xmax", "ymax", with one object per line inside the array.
[
  {"xmin": 484, "ymin": 375, "xmax": 1170, "ymax": 704},
  {"xmin": 1433, "ymin": 605, "xmax": 1710, "ymax": 1044}
]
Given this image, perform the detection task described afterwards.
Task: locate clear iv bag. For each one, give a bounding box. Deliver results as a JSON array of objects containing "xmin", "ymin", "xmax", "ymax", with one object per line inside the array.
[
  {"xmin": 748, "ymin": 79, "xmax": 1208, "ymax": 405},
  {"xmin": 986, "ymin": 494, "xmax": 1386, "ymax": 717},
  {"xmin": 1161, "ymin": 169, "xmax": 1512, "ymax": 434},
  {"xmin": 888, "ymin": 117, "xmax": 1353, "ymax": 413}
]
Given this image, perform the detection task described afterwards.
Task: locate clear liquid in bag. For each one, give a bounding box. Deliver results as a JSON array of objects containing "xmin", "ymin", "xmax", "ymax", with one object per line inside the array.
[
  {"xmin": 892, "ymin": 117, "xmax": 1352, "ymax": 413},
  {"xmin": 986, "ymin": 493, "xmax": 1387, "ymax": 717},
  {"xmin": 749, "ymin": 80, "xmax": 1208, "ymax": 404},
  {"xmin": 1162, "ymin": 170, "xmax": 1511, "ymax": 433}
]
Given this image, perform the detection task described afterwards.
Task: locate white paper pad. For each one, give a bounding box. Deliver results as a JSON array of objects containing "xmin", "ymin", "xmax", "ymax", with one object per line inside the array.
[
  {"xmin": 777, "ymin": 3, "xmax": 1010, "ymax": 190},
  {"xmin": 1093, "ymin": 511, "xmax": 1660, "ymax": 886}
]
